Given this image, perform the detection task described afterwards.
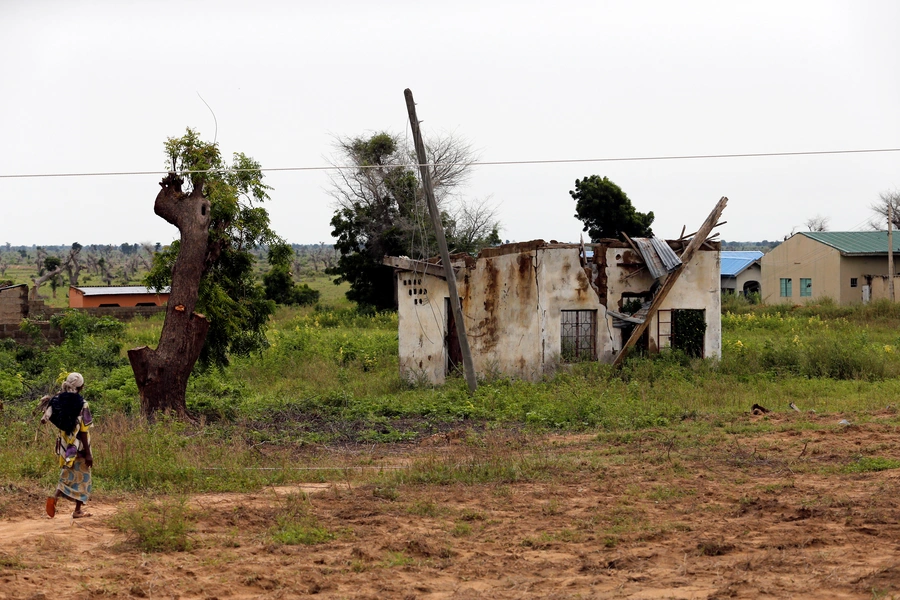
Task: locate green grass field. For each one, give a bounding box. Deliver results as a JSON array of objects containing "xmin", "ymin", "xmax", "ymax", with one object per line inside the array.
[{"xmin": 4, "ymin": 290, "xmax": 900, "ymax": 498}]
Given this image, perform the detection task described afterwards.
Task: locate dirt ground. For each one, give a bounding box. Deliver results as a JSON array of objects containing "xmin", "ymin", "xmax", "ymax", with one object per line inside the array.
[{"xmin": 3, "ymin": 412, "xmax": 900, "ymax": 599}]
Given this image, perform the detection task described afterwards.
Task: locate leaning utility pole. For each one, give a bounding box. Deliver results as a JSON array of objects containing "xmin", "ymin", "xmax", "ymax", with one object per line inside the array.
[
  {"xmin": 404, "ymin": 88, "xmax": 478, "ymax": 395},
  {"xmin": 889, "ymin": 202, "xmax": 895, "ymax": 301}
]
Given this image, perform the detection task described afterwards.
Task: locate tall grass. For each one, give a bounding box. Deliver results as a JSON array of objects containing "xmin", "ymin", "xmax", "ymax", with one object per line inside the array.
[{"xmin": 5, "ymin": 293, "xmax": 900, "ymax": 496}]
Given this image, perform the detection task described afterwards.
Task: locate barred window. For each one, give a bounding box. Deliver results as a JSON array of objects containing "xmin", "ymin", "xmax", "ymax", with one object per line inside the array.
[
  {"xmin": 561, "ymin": 310, "xmax": 596, "ymax": 362},
  {"xmin": 800, "ymin": 278, "xmax": 812, "ymax": 297}
]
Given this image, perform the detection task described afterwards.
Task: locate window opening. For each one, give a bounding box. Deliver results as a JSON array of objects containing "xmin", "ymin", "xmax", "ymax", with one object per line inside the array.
[
  {"xmin": 800, "ymin": 278, "xmax": 812, "ymax": 297},
  {"xmin": 561, "ymin": 310, "xmax": 596, "ymax": 362},
  {"xmin": 657, "ymin": 309, "xmax": 672, "ymax": 349},
  {"xmin": 671, "ymin": 309, "xmax": 706, "ymax": 358},
  {"xmin": 780, "ymin": 278, "xmax": 792, "ymax": 297}
]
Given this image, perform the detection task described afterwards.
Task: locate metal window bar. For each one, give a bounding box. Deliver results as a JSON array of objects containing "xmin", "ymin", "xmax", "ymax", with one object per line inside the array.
[{"xmin": 561, "ymin": 310, "xmax": 596, "ymax": 362}]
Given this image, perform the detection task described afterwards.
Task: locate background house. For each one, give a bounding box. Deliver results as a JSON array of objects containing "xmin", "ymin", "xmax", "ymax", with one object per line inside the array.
[
  {"xmin": 720, "ymin": 251, "xmax": 763, "ymax": 297},
  {"xmin": 69, "ymin": 286, "xmax": 170, "ymax": 308},
  {"xmin": 760, "ymin": 231, "xmax": 900, "ymax": 305},
  {"xmin": 387, "ymin": 239, "xmax": 721, "ymax": 384}
]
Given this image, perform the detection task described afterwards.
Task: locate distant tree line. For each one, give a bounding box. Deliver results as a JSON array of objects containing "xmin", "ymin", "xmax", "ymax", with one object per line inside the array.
[{"xmin": 720, "ymin": 241, "xmax": 780, "ymax": 253}]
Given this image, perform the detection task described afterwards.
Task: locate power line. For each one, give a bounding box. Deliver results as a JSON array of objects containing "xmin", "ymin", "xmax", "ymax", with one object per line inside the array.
[{"xmin": 1, "ymin": 147, "xmax": 899, "ymax": 180}]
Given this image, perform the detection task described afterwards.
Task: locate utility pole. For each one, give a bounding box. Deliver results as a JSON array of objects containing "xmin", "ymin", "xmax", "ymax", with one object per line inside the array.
[
  {"xmin": 403, "ymin": 88, "xmax": 478, "ymax": 395},
  {"xmin": 889, "ymin": 202, "xmax": 895, "ymax": 302}
]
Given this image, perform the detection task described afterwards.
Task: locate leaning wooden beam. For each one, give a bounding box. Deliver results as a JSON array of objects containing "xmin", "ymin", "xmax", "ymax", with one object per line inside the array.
[
  {"xmin": 612, "ymin": 196, "xmax": 728, "ymax": 368},
  {"xmin": 404, "ymin": 88, "xmax": 478, "ymax": 395},
  {"xmin": 383, "ymin": 256, "xmax": 455, "ymax": 279}
]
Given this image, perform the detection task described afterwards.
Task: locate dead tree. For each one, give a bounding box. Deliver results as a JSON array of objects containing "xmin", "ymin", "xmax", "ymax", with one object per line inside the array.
[
  {"xmin": 127, "ymin": 173, "xmax": 212, "ymax": 418},
  {"xmin": 64, "ymin": 243, "xmax": 85, "ymax": 286},
  {"xmin": 31, "ymin": 247, "xmax": 79, "ymax": 300}
]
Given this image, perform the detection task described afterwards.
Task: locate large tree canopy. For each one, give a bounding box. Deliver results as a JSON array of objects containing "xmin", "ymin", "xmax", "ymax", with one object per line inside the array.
[
  {"xmin": 131, "ymin": 128, "xmax": 280, "ymax": 417},
  {"xmin": 570, "ymin": 175, "xmax": 654, "ymax": 242},
  {"xmin": 327, "ymin": 131, "xmax": 499, "ymax": 311}
]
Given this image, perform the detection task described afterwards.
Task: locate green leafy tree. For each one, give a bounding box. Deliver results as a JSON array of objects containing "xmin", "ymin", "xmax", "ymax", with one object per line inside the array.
[
  {"xmin": 130, "ymin": 128, "xmax": 280, "ymax": 418},
  {"xmin": 328, "ymin": 131, "xmax": 495, "ymax": 310},
  {"xmin": 570, "ymin": 175, "xmax": 654, "ymax": 241},
  {"xmin": 263, "ymin": 243, "xmax": 320, "ymax": 306}
]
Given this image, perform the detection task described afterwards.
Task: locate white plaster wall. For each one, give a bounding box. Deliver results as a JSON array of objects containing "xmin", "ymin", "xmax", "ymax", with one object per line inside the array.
[
  {"xmin": 464, "ymin": 250, "xmax": 543, "ymax": 380},
  {"xmin": 396, "ymin": 246, "xmax": 611, "ymax": 383},
  {"xmin": 396, "ymin": 245, "xmax": 721, "ymax": 384},
  {"xmin": 534, "ymin": 247, "xmax": 614, "ymax": 367},
  {"xmin": 396, "ymin": 272, "xmax": 451, "ymax": 384}
]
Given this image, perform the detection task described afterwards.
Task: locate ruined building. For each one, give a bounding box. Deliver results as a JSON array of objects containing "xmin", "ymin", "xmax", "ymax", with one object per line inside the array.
[{"xmin": 386, "ymin": 238, "xmax": 721, "ymax": 384}]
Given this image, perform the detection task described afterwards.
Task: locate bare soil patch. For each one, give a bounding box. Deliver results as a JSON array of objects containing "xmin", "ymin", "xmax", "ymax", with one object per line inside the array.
[{"xmin": 3, "ymin": 413, "xmax": 900, "ymax": 599}]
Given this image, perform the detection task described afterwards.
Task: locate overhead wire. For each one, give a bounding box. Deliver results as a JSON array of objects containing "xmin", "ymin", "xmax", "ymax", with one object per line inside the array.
[{"xmin": 1, "ymin": 147, "xmax": 899, "ymax": 179}]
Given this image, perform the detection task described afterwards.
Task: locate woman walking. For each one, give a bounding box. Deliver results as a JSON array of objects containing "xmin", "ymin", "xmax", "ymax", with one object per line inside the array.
[{"xmin": 40, "ymin": 372, "xmax": 93, "ymax": 518}]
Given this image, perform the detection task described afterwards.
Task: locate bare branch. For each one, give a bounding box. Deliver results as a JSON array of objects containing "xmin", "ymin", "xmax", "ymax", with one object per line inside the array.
[
  {"xmin": 804, "ymin": 214, "xmax": 830, "ymax": 232},
  {"xmin": 871, "ymin": 189, "xmax": 900, "ymax": 230}
]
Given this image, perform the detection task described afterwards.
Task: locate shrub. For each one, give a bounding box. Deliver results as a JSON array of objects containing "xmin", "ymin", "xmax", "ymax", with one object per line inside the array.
[
  {"xmin": 112, "ymin": 497, "xmax": 195, "ymax": 552},
  {"xmin": 269, "ymin": 493, "xmax": 334, "ymax": 545}
]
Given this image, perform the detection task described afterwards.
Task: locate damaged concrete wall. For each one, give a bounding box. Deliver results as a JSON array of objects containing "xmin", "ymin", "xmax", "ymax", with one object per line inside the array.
[
  {"xmin": 395, "ymin": 240, "xmax": 720, "ymax": 385},
  {"xmin": 396, "ymin": 271, "xmax": 449, "ymax": 384},
  {"xmin": 396, "ymin": 243, "xmax": 613, "ymax": 384},
  {"xmin": 534, "ymin": 245, "xmax": 615, "ymax": 367}
]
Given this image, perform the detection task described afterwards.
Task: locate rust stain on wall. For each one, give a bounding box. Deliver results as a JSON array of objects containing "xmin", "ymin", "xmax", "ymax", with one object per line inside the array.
[
  {"xmin": 593, "ymin": 243, "xmax": 609, "ymax": 306},
  {"xmin": 512, "ymin": 253, "xmax": 535, "ymax": 306},
  {"xmin": 476, "ymin": 258, "xmax": 500, "ymax": 351},
  {"xmin": 517, "ymin": 253, "xmax": 532, "ymax": 278}
]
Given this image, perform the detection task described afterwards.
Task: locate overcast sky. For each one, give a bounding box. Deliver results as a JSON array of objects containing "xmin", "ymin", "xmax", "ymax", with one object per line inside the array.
[{"xmin": 2, "ymin": 0, "xmax": 898, "ymax": 247}]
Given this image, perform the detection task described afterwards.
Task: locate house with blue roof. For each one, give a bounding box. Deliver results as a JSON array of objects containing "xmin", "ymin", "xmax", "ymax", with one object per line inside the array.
[
  {"xmin": 760, "ymin": 231, "xmax": 900, "ymax": 304},
  {"xmin": 720, "ymin": 251, "xmax": 763, "ymax": 297}
]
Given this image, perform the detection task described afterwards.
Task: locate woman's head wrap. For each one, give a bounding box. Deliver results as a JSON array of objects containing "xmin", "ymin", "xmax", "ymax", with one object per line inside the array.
[{"xmin": 61, "ymin": 372, "xmax": 85, "ymax": 393}]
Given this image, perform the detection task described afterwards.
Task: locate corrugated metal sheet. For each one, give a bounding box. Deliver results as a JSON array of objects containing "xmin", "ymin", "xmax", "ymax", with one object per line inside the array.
[
  {"xmin": 802, "ymin": 231, "xmax": 900, "ymax": 255},
  {"xmin": 633, "ymin": 238, "xmax": 666, "ymax": 279},
  {"xmin": 650, "ymin": 237, "xmax": 682, "ymax": 272},
  {"xmin": 720, "ymin": 251, "xmax": 763, "ymax": 277},
  {"xmin": 633, "ymin": 237, "xmax": 682, "ymax": 279}
]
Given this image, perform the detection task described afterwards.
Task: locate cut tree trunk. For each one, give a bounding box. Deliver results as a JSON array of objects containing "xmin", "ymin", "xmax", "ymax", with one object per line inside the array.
[{"xmin": 128, "ymin": 173, "xmax": 211, "ymax": 419}]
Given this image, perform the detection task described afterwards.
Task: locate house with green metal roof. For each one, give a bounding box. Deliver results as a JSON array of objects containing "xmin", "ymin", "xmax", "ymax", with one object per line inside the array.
[{"xmin": 760, "ymin": 231, "xmax": 900, "ymax": 304}]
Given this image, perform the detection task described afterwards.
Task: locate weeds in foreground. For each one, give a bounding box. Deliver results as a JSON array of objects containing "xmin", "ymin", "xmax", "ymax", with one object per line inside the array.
[
  {"xmin": 111, "ymin": 497, "xmax": 195, "ymax": 552},
  {"xmin": 0, "ymin": 552, "xmax": 23, "ymax": 569},
  {"xmin": 844, "ymin": 456, "xmax": 900, "ymax": 473},
  {"xmin": 268, "ymin": 493, "xmax": 335, "ymax": 545}
]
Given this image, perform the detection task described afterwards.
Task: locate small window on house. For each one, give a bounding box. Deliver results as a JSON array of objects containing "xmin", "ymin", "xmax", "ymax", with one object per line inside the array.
[
  {"xmin": 561, "ymin": 310, "xmax": 596, "ymax": 362},
  {"xmin": 850, "ymin": 278, "xmax": 858, "ymax": 288},
  {"xmin": 780, "ymin": 278, "xmax": 792, "ymax": 297},
  {"xmin": 800, "ymin": 278, "xmax": 812, "ymax": 297}
]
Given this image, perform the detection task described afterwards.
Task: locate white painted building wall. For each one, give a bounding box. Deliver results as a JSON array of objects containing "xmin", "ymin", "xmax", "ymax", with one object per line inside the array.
[{"xmin": 394, "ymin": 241, "xmax": 721, "ymax": 384}]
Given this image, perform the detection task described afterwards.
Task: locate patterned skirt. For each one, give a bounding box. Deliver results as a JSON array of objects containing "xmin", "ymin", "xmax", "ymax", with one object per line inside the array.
[{"xmin": 57, "ymin": 456, "xmax": 92, "ymax": 503}]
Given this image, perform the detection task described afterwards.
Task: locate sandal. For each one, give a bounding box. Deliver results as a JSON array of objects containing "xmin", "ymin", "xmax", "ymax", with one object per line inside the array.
[{"xmin": 46, "ymin": 496, "xmax": 56, "ymax": 518}]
